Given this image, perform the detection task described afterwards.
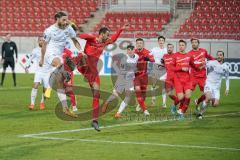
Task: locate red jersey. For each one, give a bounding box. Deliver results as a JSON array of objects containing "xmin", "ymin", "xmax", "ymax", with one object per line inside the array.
[
  {"xmin": 79, "ymin": 29, "xmax": 123, "ymax": 70},
  {"xmin": 63, "ymin": 48, "xmax": 74, "ymax": 72},
  {"xmin": 189, "ymin": 48, "xmax": 214, "ymax": 78},
  {"xmin": 173, "ymin": 52, "xmax": 193, "ymax": 81},
  {"xmin": 163, "ymin": 53, "xmax": 175, "ymax": 78},
  {"xmin": 134, "ymin": 48, "xmax": 155, "ymax": 77}
]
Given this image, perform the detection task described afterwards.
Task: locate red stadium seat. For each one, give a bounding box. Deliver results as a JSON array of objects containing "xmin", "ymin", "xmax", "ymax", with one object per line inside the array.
[
  {"xmin": 94, "ymin": 11, "xmax": 172, "ymax": 38},
  {"xmin": 175, "ymin": 0, "xmax": 240, "ymax": 39},
  {"xmin": 0, "ymin": 0, "xmax": 100, "ymax": 36}
]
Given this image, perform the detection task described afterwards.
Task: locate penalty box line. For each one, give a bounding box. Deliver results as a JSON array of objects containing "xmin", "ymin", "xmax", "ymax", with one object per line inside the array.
[{"xmin": 19, "ymin": 112, "xmax": 240, "ymax": 152}]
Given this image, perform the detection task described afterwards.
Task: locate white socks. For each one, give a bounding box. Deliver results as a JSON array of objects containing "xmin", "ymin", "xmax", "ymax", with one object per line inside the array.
[
  {"xmin": 31, "ymin": 88, "xmax": 38, "ymax": 105},
  {"xmin": 57, "ymin": 89, "xmax": 68, "ymax": 109},
  {"xmin": 40, "ymin": 93, "xmax": 45, "ymax": 103},
  {"xmin": 162, "ymin": 88, "xmax": 167, "ymax": 105},
  {"xmin": 118, "ymin": 101, "xmax": 127, "ymax": 113}
]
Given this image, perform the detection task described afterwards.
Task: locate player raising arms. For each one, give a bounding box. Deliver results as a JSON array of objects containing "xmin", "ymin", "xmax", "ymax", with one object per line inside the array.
[
  {"xmin": 162, "ymin": 44, "xmax": 179, "ymax": 111},
  {"xmin": 39, "ymin": 11, "xmax": 83, "ymax": 117},
  {"xmin": 25, "ymin": 37, "xmax": 52, "ymax": 110},
  {"xmin": 134, "ymin": 38, "xmax": 155, "ymax": 115},
  {"xmin": 149, "ymin": 36, "xmax": 167, "ymax": 108},
  {"xmin": 188, "ymin": 38, "xmax": 215, "ymax": 112},
  {"xmin": 197, "ymin": 51, "xmax": 230, "ymax": 119},
  {"xmin": 76, "ymin": 24, "xmax": 129, "ymax": 131},
  {"xmin": 172, "ymin": 40, "xmax": 193, "ymax": 119},
  {"xmin": 101, "ymin": 44, "xmax": 139, "ymax": 118}
]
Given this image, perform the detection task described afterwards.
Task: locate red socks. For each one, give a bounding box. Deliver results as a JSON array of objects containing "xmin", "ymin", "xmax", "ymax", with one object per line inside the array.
[{"xmin": 197, "ymin": 94, "xmax": 206, "ymax": 105}]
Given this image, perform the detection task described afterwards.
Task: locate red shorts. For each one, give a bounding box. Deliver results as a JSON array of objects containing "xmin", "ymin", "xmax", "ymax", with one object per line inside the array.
[
  {"xmin": 134, "ymin": 74, "xmax": 148, "ymax": 89},
  {"xmin": 165, "ymin": 77, "xmax": 174, "ymax": 92},
  {"xmin": 191, "ymin": 76, "xmax": 206, "ymax": 92},
  {"xmin": 174, "ymin": 76, "xmax": 192, "ymax": 94},
  {"xmin": 77, "ymin": 66, "xmax": 100, "ymax": 86}
]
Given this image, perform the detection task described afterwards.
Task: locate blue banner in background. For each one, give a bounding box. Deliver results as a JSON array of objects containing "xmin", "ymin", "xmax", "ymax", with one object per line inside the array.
[
  {"xmin": 225, "ymin": 58, "xmax": 240, "ymax": 77},
  {"xmin": 104, "ymin": 51, "xmax": 112, "ymax": 75}
]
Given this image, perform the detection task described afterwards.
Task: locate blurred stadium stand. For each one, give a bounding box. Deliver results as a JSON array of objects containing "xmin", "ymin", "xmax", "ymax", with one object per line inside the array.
[{"xmin": 174, "ymin": 0, "xmax": 240, "ymax": 40}]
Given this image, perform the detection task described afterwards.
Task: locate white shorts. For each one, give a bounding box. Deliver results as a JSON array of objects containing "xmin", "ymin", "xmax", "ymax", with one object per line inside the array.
[
  {"xmin": 34, "ymin": 72, "xmax": 51, "ymax": 88},
  {"xmin": 114, "ymin": 75, "xmax": 134, "ymax": 94},
  {"xmin": 204, "ymin": 82, "xmax": 220, "ymax": 100},
  {"xmin": 45, "ymin": 53, "xmax": 63, "ymax": 66},
  {"xmin": 45, "ymin": 47, "xmax": 63, "ymax": 66}
]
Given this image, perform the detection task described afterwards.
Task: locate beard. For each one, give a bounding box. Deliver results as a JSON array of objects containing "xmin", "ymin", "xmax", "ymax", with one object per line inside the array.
[{"xmin": 58, "ymin": 22, "xmax": 67, "ymax": 29}]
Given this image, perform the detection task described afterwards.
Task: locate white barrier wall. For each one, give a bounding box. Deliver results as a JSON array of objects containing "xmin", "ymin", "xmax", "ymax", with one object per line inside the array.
[{"xmin": 1, "ymin": 37, "xmax": 240, "ymax": 76}]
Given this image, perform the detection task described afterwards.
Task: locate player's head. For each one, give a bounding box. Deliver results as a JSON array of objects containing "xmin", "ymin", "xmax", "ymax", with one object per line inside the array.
[
  {"xmin": 158, "ymin": 36, "xmax": 165, "ymax": 47},
  {"xmin": 99, "ymin": 27, "xmax": 110, "ymax": 42},
  {"xmin": 167, "ymin": 43, "xmax": 174, "ymax": 54},
  {"xmin": 178, "ymin": 39, "xmax": 187, "ymax": 53},
  {"xmin": 191, "ymin": 38, "xmax": 200, "ymax": 50},
  {"xmin": 55, "ymin": 11, "xmax": 69, "ymax": 29},
  {"xmin": 38, "ymin": 36, "xmax": 44, "ymax": 47},
  {"xmin": 136, "ymin": 38, "xmax": 144, "ymax": 50},
  {"xmin": 5, "ymin": 33, "xmax": 11, "ymax": 41},
  {"xmin": 216, "ymin": 51, "xmax": 224, "ymax": 63},
  {"xmin": 126, "ymin": 44, "xmax": 135, "ymax": 56}
]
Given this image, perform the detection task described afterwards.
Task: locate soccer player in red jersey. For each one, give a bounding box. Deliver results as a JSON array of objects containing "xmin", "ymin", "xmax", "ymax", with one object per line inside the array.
[
  {"xmin": 188, "ymin": 38, "xmax": 214, "ymax": 111},
  {"xmin": 172, "ymin": 40, "xmax": 193, "ymax": 118},
  {"xmin": 134, "ymin": 38, "xmax": 155, "ymax": 116},
  {"xmin": 62, "ymin": 22, "xmax": 79, "ymax": 113},
  {"xmin": 62, "ymin": 48, "xmax": 77, "ymax": 112},
  {"xmin": 162, "ymin": 44, "xmax": 179, "ymax": 111},
  {"xmin": 76, "ymin": 24, "xmax": 129, "ymax": 131}
]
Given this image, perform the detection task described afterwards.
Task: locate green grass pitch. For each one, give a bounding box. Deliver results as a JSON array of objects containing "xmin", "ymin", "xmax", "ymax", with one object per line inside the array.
[{"xmin": 0, "ymin": 73, "xmax": 239, "ymax": 160}]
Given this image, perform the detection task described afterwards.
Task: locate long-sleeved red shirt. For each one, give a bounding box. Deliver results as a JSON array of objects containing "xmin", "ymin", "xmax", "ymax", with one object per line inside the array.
[
  {"xmin": 189, "ymin": 48, "xmax": 215, "ymax": 78},
  {"xmin": 163, "ymin": 53, "xmax": 175, "ymax": 79},
  {"xmin": 134, "ymin": 48, "xmax": 155, "ymax": 77},
  {"xmin": 79, "ymin": 29, "xmax": 123, "ymax": 73},
  {"xmin": 173, "ymin": 52, "xmax": 193, "ymax": 81}
]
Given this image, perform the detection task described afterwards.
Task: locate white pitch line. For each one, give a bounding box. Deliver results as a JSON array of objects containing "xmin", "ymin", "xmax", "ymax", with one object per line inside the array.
[
  {"xmin": 19, "ymin": 112, "xmax": 240, "ymax": 138},
  {"xmin": 18, "ymin": 112, "xmax": 240, "ymax": 152},
  {"xmin": 22, "ymin": 135, "xmax": 240, "ymax": 151}
]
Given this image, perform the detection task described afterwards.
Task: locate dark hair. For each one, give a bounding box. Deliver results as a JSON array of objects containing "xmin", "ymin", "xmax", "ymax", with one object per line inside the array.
[
  {"xmin": 167, "ymin": 43, "xmax": 173, "ymax": 47},
  {"xmin": 127, "ymin": 44, "xmax": 134, "ymax": 50},
  {"xmin": 158, "ymin": 36, "xmax": 165, "ymax": 41},
  {"xmin": 217, "ymin": 50, "xmax": 224, "ymax": 57},
  {"xmin": 54, "ymin": 11, "xmax": 68, "ymax": 20},
  {"xmin": 179, "ymin": 39, "xmax": 187, "ymax": 45},
  {"xmin": 190, "ymin": 38, "xmax": 200, "ymax": 44},
  {"xmin": 136, "ymin": 38, "xmax": 144, "ymax": 42},
  {"xmin": 99, "ymin": 27, "xmax": 110, "ymax": 35}
]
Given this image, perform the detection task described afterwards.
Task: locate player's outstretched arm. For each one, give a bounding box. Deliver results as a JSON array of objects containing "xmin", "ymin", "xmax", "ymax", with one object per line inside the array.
[
  {"xmin": 71, "ymin": 37, "xmax": 86, "ymax": 56},
  {"xmin": 39, "ymin": 41, "xmax": 47, "ymax": 67},
  {"xmin": 79, "ymin": 33, "xmax": 95, "ymax": 40},
  {"xmin": 109, "ymin": 24, "xmax": 129, "ymax": 44}
]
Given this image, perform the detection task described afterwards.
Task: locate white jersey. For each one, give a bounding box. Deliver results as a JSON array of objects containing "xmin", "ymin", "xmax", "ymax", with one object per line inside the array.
[
  {"xmin": 26, "ymin": 47, "xmax": 52, "ymax": 73},
  {"xmin": 150, "ymin": 47, "xmax": 167, "ymax": 64},
  {"xmin": 113, "ymin": 53, "xmax": 139, "ymax": 93},
  {"xmin": 206, "ymin": 60, "xmax": 229, "ymax": 90},
  {"xmin": 44, "ymin": 24, "xmax": 76, "ymax": 56},
  {"xmin": 113, "ymin": 53, "xmax": 139, "ymax": 80}
]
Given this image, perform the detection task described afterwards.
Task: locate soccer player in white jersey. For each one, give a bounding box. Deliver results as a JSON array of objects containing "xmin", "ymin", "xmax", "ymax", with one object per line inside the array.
[
  {"xmin": 101, "ymin": 44, "xmax": 140, "ymax": 118},
  {"xmin": 25, "ymin": 37, "xmax": 52, "ymax": 110},
  {"xmin": 39, "ymin": 11, "xmax": 83, "ymax": 117},
  {"xmin": 197, "ymin": 51, "xmax": 230, "ymax": 119},
  {"xmin": 149, "ymin": 36, "xmax": 167, "ymax": 108}
]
